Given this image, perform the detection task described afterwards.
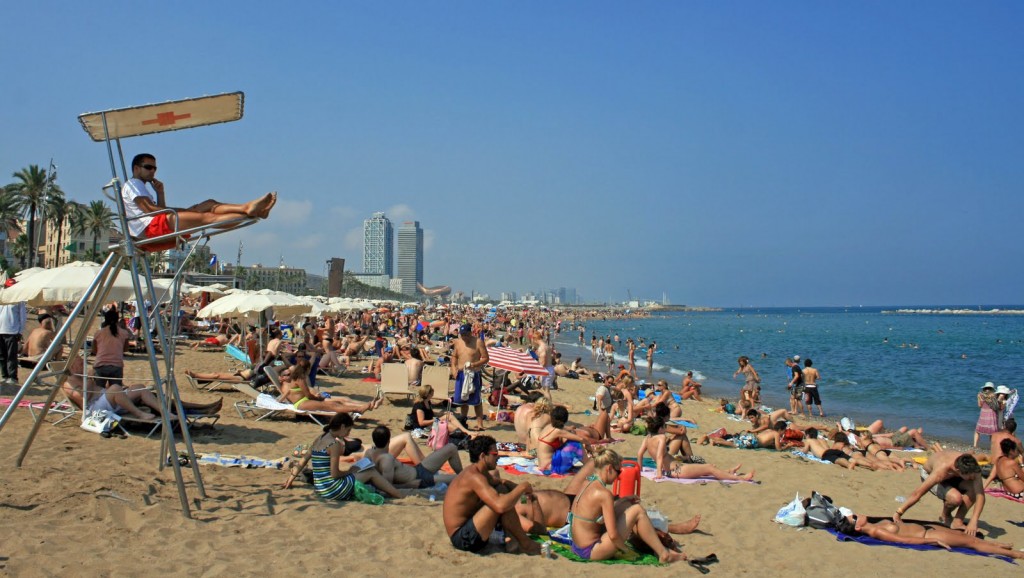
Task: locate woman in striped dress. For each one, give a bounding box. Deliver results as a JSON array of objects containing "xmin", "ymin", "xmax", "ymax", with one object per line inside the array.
[{"xmin": 283, "ymin": 413, "xmax": 402, "ymax": 500}]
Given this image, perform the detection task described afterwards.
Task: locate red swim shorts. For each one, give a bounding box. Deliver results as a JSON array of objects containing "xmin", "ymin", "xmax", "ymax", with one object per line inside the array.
[
  {"xmin": 140, "ymin": 214, "xmax": 190, "ymax": 252},
  {"xmin": 205, "ymin": 336, "xmax": 221, "ymax": 346}
]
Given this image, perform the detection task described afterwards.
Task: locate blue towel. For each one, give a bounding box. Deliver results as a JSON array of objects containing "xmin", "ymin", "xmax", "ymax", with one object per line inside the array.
[{"xmin": 827, "ymin": 527, "xmax": 1014, "ymax": 563}]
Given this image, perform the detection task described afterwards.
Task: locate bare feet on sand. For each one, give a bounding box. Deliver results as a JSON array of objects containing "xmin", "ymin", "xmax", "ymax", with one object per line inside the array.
[
  {"xmin": 669, "ymin": 514, "xmax": 702, "ymax": 534},
  {"xmin": 659, "ymin": 548, "xmax": 687, "ymax": 563},
  {"xmin": 743, "ymin": 469, "xmax": 757, "ymax": 482}
]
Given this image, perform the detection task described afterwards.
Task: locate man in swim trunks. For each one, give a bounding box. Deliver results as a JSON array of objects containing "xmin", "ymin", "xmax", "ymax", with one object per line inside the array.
[
  {"xmin": 442, "ymin": 436, "xmax": 540, "ymax": 555},
  {"xmin": 702, "ymin": 420, "xmax": 790, "ymax": 450},
  {"xmin": 451, "ymin": 323, "xmax": 488, "ymax": 431},
  {"xmin": 895, "ymin": 450, "xmax": 985, "ymax": 536},
  {"xmin": 786, "ymin": 357, "xmax": 805, "ymax": 417},
  {"xmin": 121, "ymin": 154, "xmax": 276, "ymax": 252},
  {"xmin": 365, "ymin": 425, "xmax": 461, "ymax": 488}
]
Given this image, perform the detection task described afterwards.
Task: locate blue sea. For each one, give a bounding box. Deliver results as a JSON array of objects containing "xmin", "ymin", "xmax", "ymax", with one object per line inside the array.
[{"xmin": 553, "ymin": 307, "xmax": 1024, "ymax": 444}]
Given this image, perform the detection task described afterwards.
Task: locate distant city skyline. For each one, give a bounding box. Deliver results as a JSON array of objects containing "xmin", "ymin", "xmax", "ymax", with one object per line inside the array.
[{"xmin": 3, "ymin": 3, "xmax": 1022, "ymax": 306}]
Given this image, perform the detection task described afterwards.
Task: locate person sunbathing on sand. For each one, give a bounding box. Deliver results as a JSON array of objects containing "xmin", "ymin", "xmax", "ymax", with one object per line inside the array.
[
  {"xmin": 639, "ymin": 417, "xmax": 755, "ymax": 482},
  {"xmin": 279, "ymin": 358, "xmax": 381, "ymax": 414},
  {"xmin": 634, "ymin": 379, "xmax": 681, "ymax": 418},
  {"xmin": 365, "ymin": 425, "xmax": 461, "ymax": 489},
  {"xmin": 800, "ymin": 430, "xmax": 878, "ymax": 470},
  {"xmin": 839, "ymin": 418, "xmax": 928, "ymax": 450},
  {"xmin": 855, "ymin": 431, "xmax": 906, "ymax": 471},
  {"xmin": 746, "ymin": 408, "xmax": 795, "ymax": 433},
  {"xmin": 838, "ymin": 514, "xmax": 1024, "ymax": 559},
  {"xmin": 699, "ymin": 420, "xmax": 791, "ymax": 450},
  {"xmin": 63, "ymin": 356, "xmax": 220, "ymax": 420},
  {"xmin": 568, "ymin": 447, "xmax": 688, "ymax": 564},
  {"xmin": 185, "ymin": 369, "xmax": 254, "ymax": 383}
]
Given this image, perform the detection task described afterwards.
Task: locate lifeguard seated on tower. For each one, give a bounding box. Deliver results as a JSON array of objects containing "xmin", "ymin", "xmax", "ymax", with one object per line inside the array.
[{"xmin": 122, "ymin": 153, "xmax": 276, "ymax": 252}]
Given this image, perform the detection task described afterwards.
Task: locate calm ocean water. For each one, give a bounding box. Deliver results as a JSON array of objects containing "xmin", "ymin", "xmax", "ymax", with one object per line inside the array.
[{"xmin": 554, "ymin": 307, "xmax": 1024, "ymax": 444}]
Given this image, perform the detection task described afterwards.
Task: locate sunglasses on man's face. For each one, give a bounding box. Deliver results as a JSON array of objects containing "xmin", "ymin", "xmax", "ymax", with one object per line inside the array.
[{"xmin": 140, "ymin": 164, "xmax": 157, "ymax": 171}]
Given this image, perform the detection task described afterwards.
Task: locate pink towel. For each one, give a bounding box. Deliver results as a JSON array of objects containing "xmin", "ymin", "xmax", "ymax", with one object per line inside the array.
[
  {"xmin": 0, "ymin": 398, "xmax": 36, "ymax": 408},
  {"xmin": 985, "ymin": 488, "xmax": 1024, "ymax": 503}
]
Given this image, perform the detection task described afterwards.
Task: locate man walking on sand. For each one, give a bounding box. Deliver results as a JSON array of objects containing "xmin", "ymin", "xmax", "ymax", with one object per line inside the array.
[{"xmin": 121, "ymin": 153, "xmax": 276, "ymax": 251}]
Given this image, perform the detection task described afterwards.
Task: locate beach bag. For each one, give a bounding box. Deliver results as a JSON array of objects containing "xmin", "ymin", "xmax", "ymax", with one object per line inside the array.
[
  {"xmin": 81, "ymin": 409, "xmax": 119, "ymax": 435},
  {"xmin": 403, "ymin": 413, "xmax": 415, "ymax": 431},
  {"xmin": 427, "ymin": 417, "xmax": 449, "ymax": 450},
  {"xmin": 488, "ymin": 386, "xmax": 508, "ymax": 408},
  {"xmin": 775, "ymin": 493, "xmax": 806, "ymax": 527},
  {"xmin": 805, "ymin": 491, "xmax": 844, "ymax": 529}
]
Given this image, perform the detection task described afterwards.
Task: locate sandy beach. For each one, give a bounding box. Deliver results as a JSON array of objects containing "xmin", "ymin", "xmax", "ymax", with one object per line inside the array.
[{"xmin": 1, "ymin": 344, "xmax": 1021, "ymax": 577}]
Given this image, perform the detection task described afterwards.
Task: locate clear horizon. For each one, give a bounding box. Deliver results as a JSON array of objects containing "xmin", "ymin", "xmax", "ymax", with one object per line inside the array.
[{"xmin": 3, "ymin": 2, "xmax": 1022, "ymax": 307}]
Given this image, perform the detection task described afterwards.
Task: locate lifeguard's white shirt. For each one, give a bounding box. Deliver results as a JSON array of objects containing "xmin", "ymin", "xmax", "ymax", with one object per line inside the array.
[{"xmin": 121, "ymin": 178, "xmax": 154, "ymax": 237}]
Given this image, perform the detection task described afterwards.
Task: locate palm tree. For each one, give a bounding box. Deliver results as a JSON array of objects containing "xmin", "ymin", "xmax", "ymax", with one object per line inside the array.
[
  {"xmin": 11, "ymin": 233, "xmax": 29, "ymax": 269},
  {"xmin": 7, "ymin": 165, "xmax": 54, "ymax": 267},
  {"xmin": 42, "ymin": 188, "xmax": 71, "ymax": 267},
  {"xmin": 0, "ymin": 188, "xmax": 22, "ymax": 261},
  {"xmin": 81, "ymin": 200, "xmax": 114, "ymax": 257}
]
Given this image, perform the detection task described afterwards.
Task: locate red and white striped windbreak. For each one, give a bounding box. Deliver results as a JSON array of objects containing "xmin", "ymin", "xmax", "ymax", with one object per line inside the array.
[{"xmin": 486, "ymin": 347, "xmax": 551, "ymax": 376}]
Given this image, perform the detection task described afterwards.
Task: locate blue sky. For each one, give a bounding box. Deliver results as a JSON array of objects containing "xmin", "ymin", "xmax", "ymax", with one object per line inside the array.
[{"xmin": 2, "ymin": 2, "xmax": 1022, "ymax": 306}]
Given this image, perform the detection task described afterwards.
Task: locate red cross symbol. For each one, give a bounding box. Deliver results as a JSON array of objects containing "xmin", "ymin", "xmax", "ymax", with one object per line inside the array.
[{"xmin": 141, "ymin": 111, "xmax": 192, "ymax": 126}]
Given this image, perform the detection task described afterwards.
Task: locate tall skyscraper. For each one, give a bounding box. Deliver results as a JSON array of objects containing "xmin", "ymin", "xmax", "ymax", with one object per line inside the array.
[
  {"xmin": 396, "ymin": 220, "xmax": 423, "ymax": 295},
  {"xmin": 362, "ymin": 212, "xmax": 393, "ymax": 276}
]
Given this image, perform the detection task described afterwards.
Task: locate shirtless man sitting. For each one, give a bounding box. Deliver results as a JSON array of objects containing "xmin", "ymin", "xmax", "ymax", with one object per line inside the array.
[
  {"xmin": 365, "ymin": 425, "xmax": 461, "ymax": 488},
  {"xmin": 895, "ymin": 451, "xmax": 985, "ymax": 535},
  {"xmin": 22, "ymin": 314, "xmax": 61, "ymax": 363},
  {"xmin": 442, "ymin": 436, "xmax": 540, "ymax": 555}
]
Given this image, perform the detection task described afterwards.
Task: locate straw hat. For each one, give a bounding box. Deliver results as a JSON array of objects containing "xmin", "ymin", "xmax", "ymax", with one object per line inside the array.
[{"xmin": 981, "ymin": 381, "xmax": 996, "ymax": 391}]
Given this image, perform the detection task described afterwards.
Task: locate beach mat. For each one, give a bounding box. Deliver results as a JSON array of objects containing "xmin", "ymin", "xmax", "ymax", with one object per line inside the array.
[
  {"xmin": 826, "ymin": 527, "xmax": 1014, "ymax": 563},
  {"xmin": 790, "ymin": 450, "xmax": 833, "ymax": 465},
  {"xmin": 670, "ymin": 419, "xmax": 698, "ymax": 429},
  {"xmin": 197, "ymin": 453, "xmax": 288, "ymax": 469}
]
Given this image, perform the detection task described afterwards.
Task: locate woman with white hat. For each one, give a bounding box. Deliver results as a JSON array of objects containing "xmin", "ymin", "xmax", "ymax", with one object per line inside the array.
[{"xmin": 974, "ymin": 382, "xmax": 1002, "ymax": 448}]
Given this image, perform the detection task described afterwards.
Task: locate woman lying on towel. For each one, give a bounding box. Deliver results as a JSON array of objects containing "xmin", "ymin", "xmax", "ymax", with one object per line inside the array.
[
  {"xmin": 638, "ymin": 417, "xmax": 756, "ymax": 482},
  {"xmin": 280, "ymin": 358, "xmax": 381, "ymax": 414},
  {"xmin": 283, "ymin": 412, "xmax": 402, "ymax": 500},
  {"xmin": 534, "ymin": 406, "xmax": 594, "ymax": 474},
  {"xmin": 62, "ymin": 356, "xmax": 221, "ymax": 420},
  {"xmin": 568, "ymin": 447, "xmax": 687, "ymax": 564},
  {"xmin": 839, "ymin": 514, "xmax": 1024, "ymax": 559}
]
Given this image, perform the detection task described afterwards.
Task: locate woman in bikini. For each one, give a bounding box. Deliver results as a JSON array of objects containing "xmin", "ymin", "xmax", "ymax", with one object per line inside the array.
[
  {"xmin": 639, "ymin": 417, "xmax": 756, "ymax": 482},
  {"xmin": 634, "ymin": 380, "xmax": 681, "ymax": 418},
  {"xmin": 280, "ymin": 358, "xmax": 380, "ymax": 414},
  {"xmin": 992, "ymin": 438, "xmax": 1024, "ymax": 498},
  {"xmin": 535, "ymin": 406, "xmax": 594, "ymax": 473},
  {"xmin": 844, "ymin": 514, "xmax": 1024, "ymax": 559},
  {"xmin": 856, "ymin": 431, "xmax": 906, "ymax": 471},
  {"xmin": 282, "ymin": 412, "xmax": 402, "ymax": 499},
  {"xmin": 733, "ymin": 356, "xmax": 760, "ymax": 400},
  {"xmin": 524, "ymin": 397, "xmax": 554, "ymax": 451},
  {"xmin": 568, "ymin": 447, "xmax": 687, "ymax": 564}
]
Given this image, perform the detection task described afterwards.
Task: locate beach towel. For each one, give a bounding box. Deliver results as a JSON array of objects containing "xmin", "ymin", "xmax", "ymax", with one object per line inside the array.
[
  {"xmin": 0, "ymin": 398, "xmax": 38, "ymax": 408},
  {"xmin": 986, "ymin": 488, "xmax": 1024, "ymax": 504},
  {"xmin": 197, "ymin": 453, "xmax": 288, "ymax": 469},
  {"xmin": 362, "ymin": 377, "xmax": 381, "ymax": 383},
  {"xmin": 670, "ymin": 419, "xmax": 698, "ymax": 429},
  {"xmin": 826, "ymin": 527, "xmax": 1014, "ymax": 563},
  {"xmin": 543, "ymin": 526, "xmax": 661, "ymax": 565},
  {"xmin": 640, "ymin": 467, "xmax": 754, "ymax": 485},
  {"xmin": 791, "ymin": 450, "xmax": 833, "ymax": 465},
  {"xmin": 497, "ymin": 457, "xmax": 574, "ymax": 477}
]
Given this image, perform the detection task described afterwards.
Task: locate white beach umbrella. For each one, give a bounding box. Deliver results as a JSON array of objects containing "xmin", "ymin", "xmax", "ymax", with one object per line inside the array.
[
  {"xmin": 195, "ymin": 290, "xmax": 317, "ymax": 318},
  {"xmin": 14, "ymin": 267, "xmax": 45, "ymax": 280},
  {"xmin": 207, "ymin": 283, "xmax": 231, "ymax": 291},
  {"xmin": 0, "ymin": 261, "xmax": 170, "ymax": 306}
]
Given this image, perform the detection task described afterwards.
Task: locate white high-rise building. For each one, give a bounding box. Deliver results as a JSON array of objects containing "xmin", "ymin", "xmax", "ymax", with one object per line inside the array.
[
  {"xmin": 396, "ymin": 221, "xmax": 423, "ymax": 295},
  {"xmin": 363, "ymin": 212, "xmax": 393, "ymax": 276}
]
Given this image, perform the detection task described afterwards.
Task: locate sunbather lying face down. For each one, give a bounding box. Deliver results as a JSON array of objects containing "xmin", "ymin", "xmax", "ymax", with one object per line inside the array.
[{"xmin": 842, "ymin": 514, "xmax": 1024, "ymax": 559}]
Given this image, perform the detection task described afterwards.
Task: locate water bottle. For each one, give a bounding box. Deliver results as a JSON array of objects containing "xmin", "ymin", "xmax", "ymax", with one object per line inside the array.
[{"xmin": 428, "ymin": 494, "xmax": 436, "ymax": 503}]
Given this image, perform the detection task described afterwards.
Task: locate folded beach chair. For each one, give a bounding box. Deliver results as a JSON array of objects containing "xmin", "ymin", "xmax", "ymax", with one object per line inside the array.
[
  {"xmin": 224, "ymin": 344, "xmax": 253, "ymax": 369},
  {"xmin": 380, "ymin": 362, "xmax": 415, "ymax": 404},
  {"xmin": 231, "ymin": 380, "xmax": 333, "ymax": 425},
  {"xmin": 184, "ymin": 372, "xmax": 236, "ymax": 393},
  {"xmin": 422, "ymin": 364, "xmax": 453, "ymax": 400}
]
